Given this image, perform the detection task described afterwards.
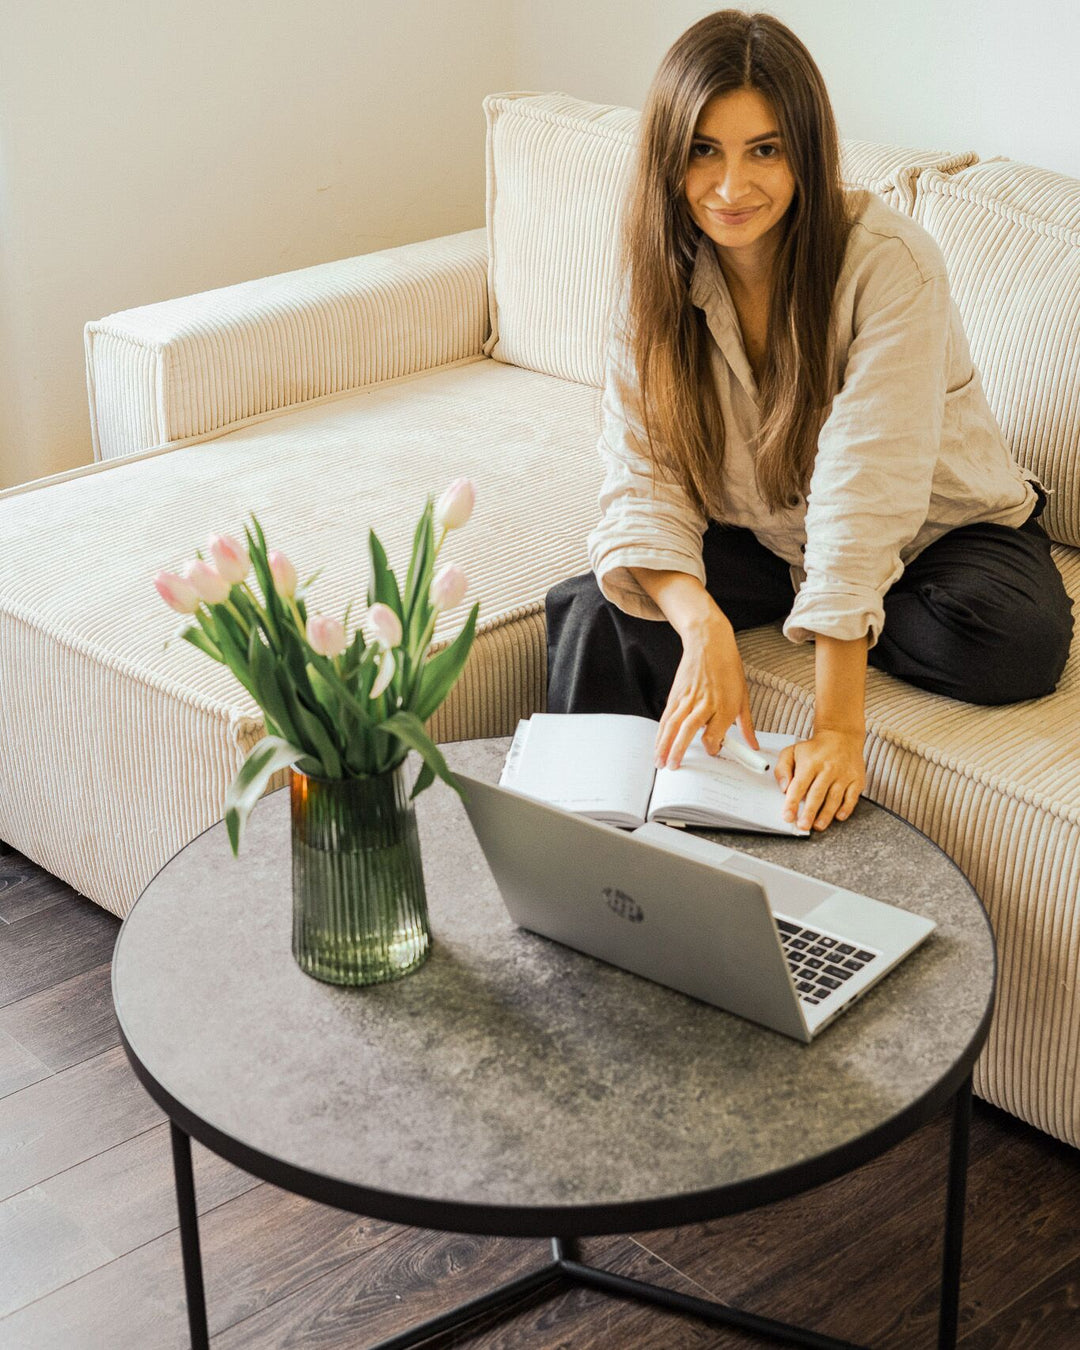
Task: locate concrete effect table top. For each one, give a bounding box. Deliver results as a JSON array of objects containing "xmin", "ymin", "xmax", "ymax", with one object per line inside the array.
[{"xmin": 112, "ymin": 736, "xmax": 995, "ymax": 1234}]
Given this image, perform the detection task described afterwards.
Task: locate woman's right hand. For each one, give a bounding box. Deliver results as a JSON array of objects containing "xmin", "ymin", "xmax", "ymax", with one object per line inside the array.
[{"xmin": 653, "ymin": 612, "xmax": 758, "ymax": 770}]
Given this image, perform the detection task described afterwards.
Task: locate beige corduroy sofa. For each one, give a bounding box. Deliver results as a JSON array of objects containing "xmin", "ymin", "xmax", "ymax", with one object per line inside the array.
[{"xmin": 1, "ymin": 92, "xmax": 1077, "ymax": 1150}]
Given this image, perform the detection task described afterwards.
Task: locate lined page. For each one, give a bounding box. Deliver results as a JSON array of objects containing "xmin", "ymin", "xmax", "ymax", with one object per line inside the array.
[
  {"xmin": 499, "ymin": 713, "xmax": 658, "ymax": 824},
  {"xmin": 647, "ymin": 729, "xmax": 809, "ymax": 836}
]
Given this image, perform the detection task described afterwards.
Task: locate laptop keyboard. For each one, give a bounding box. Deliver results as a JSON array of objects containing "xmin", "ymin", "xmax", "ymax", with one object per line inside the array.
[{"xmin": 775, "ymin": 919, "xmax": 880, "ymax": 1005}]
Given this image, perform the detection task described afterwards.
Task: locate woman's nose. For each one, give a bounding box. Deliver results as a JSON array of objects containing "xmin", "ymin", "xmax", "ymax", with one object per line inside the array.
[{"xmin": 713, "ymin": 164, "xmax": 752, "ymax": 200}]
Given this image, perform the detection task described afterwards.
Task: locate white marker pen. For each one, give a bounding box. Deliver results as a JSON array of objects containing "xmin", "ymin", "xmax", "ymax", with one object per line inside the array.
[{"xmin": 720, "ymin": 731, "xmax": 773, "ymax": 774}]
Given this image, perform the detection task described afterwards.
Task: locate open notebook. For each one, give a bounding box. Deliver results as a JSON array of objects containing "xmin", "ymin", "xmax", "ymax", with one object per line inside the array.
[{"xmin": 500, "ymin": 713, "xmax": 810, "ymax": 837}]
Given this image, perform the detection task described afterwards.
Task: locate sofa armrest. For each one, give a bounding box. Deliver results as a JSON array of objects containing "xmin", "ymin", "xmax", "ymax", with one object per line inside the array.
[{"xmin": 84, "ymin": 227, "xmax": 490, "ymax": 462}]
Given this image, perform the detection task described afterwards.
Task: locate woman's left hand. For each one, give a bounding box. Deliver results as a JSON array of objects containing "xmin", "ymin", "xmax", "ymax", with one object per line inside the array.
[{"xmin": 773, "ymin": 729, "xmax": 866, "ymax": 832}]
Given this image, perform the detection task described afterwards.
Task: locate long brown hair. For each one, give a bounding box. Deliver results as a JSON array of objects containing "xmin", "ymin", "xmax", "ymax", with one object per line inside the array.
[{"xmin": 614, "ymin": 9, "xmax": 862, "ymax": 515}]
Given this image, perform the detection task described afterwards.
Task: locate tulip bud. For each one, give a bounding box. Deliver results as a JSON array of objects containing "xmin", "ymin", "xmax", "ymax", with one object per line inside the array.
[
  {"xmin": 306, "ymin": 614, "xmax": 347, "ymax": 658},
  {"xmin": 434, "ymin": 478, "xmax": 475, "ymax": 531},
  {"xmin": 184, "ymin": 559, "xmax": 231, "ymax": 606},
  {"xmin": 268, "ymin": 550, "xmax": 297, "ymax": 598},
  {"xmin": 369, "ymin": 602, "xmax": 403, "ymax": 648},
  {"xmin": 209, "ymin": 533, "xmax": 250, "ymax": 585},
  {"xmin": 370, "ymin": 647, "xmax": 396, "ymax": 699},
  {"xmin": 430, "ymin": 563, "xmax": 468, "ymax": 611},
  {"xmin": 154, "ymin": 570, "xmax": 201, "ymax": 615}
]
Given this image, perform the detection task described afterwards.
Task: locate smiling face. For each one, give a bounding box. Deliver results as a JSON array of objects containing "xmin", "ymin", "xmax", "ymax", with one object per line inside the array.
[{"xmin": 683, "ymin": 86, "xmax": 797, "ymax": 290}]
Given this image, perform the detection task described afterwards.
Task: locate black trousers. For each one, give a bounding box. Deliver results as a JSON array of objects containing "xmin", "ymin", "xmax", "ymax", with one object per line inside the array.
[{"xmin": 546, "ymin": 494, "xmax": 1074, "ymax": 719}]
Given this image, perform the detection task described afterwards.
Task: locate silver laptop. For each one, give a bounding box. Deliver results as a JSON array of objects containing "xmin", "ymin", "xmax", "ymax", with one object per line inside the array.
[{"xmin": 456, "ymin": 773, "xmax": 936, "ymax": 1043}]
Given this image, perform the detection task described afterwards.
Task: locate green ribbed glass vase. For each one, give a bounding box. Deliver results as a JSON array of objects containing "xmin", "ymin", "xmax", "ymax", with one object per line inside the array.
[{"xmin": 289, "ymin": 762, "xmax": 431, "ymax": 986}]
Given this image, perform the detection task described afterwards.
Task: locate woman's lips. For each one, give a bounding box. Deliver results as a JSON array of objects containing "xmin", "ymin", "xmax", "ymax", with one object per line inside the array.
[{"xmin": 709, "ymin": 207, "xmax": 759, "ymax": 224}]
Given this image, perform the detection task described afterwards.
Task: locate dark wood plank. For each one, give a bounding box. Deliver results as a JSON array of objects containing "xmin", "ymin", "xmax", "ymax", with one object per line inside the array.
[
  {"xmin": 0, "ymin": 1124, "xmax": 261, "ymax": 1318},
  {"xmin": 212, "ymin": 1228, "xmax": 553, "ymax": 1350},
  {"xmin": 0, "ymin": 1027, "xmax": 50, "ymax": 1099},
  {"xmin": 0, "ymin": 860, "xmax": 82, "ymax": 924},
  {"xmin": 0, "ymin": 961, "xmax": 118, "ymax": 1073},
  {"xmin": 0, "ymin": 897, "xmax": 119, "ymax": 1007},
  {"xmin": 457, "ymin": 1235, "xmax": 737, "ymax": 1350},
  {"xmin": 0, "ymin": 1046, "xmax": 164, "ymax": 1202},
  {"xmin": 0, "ymin": 1186, "xmax": 114, "ymax": 1318},
  {"xmin": 627, "ymin": 1106, "xmax": 953, "ymax": 1344},
  {"xmin": 38, "ymin": 1121, "xmax": 262, "ymax": 1257},
  {"xmin": 0, "ymin": 1180, "xmax": 398, "ymax": 1348},
  {"xmin": 960, "ymin": 1254, "xmax": 1080, "ymax": 1347},
  {"xmin": 212, "ymin": 1230, "xmax": 736, "ymax": 1349}
]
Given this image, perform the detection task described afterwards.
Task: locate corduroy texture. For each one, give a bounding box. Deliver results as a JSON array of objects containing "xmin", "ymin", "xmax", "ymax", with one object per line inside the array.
[
  {"xmin": 0, "ymin": 360, "xmax": 603, "ymax": 919},
  {"xmin": 481, "ymin": 90, "xmax": 978, "ymax": 389},
  {"xmin": 910, "ymin": 163, "xmax": 1080, "ymax": 548},
  {"xmin": 735, "ymin": 543, "xmax": 1080, "ymax": 1149},
  {"xmin": 84, "ymin": 228, "xmax": 491, "ymax": 461}
]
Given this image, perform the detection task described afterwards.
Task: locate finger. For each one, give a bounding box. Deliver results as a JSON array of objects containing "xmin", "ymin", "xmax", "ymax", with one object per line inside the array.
[
  {"xmin": 702, "ymin": 711, "xmax": 735, "ymax": 757},
  {"xmin": 774, "ymin": 746, "xmax": 796, "ymax": 790},
  {"xmin": 735, "ymin": 689, "xmax": 759, "ymax": 750},
  {"xmin": 836, "ymin": 783, "xmax": 861, "ymax": 822},
  {"xmin": 666, "ymin": 707, "xmax": 711, "ymax": 770},
  {"xmin": 783, "ymin": 762, "xmax": 817, "ymax": 821},
  {"xmin": 812, "ymin": 780, "xmax": 848, "ymax": 832},
  {"xmin": 797, "ymin": 772, "xmax": 833, "ymax": 830},
  {"xmin": 654, "ymin": 696, "xmax": 692, "ymax": 765}
]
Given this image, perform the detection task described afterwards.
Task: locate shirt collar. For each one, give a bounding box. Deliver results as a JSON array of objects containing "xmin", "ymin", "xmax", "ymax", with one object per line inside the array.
[{"xmin": 689, "ymin": 232, "xmax": 737, "ymax": 322}]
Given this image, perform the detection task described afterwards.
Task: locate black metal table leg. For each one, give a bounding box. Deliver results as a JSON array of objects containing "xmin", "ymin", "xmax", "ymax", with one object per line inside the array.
[
  {"xmin": 170, "ymin": 1121, "xmax": 210, "ymax": 1350},
  {"xmin": 938, "ymin": 1072, "xmax": 973, "ymax": 1349}
]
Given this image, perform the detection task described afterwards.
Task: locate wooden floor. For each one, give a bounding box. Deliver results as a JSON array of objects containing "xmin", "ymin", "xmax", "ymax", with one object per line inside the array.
[{"xmin": 1, "ymin": 845, "xmax": 1078, "ymax": 1350}]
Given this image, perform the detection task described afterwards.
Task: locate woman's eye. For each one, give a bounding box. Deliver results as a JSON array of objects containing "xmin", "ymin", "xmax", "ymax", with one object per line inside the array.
[{"xmin": 690, "ymin": 142, "xmax": 780, "ymax": 160}]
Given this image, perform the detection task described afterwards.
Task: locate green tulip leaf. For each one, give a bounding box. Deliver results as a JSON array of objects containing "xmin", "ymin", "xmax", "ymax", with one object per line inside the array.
[
  {"xmin": 368, "ymin": 529, "xmax": 403, "ymax": 619},
  {"xmin": 409, "ymin": 756, "xmax": 436, "ymax": 800},
  {"xmin": 414, "ymin": 602, "xmax": 479, "ymax": 722},
  {"xmin": 179, "ymin": 624, "xmax": 223, "ymax": 662},
  {"xmin": 381, "ymin": 710, "xmax": 464, "ymax": 798},
  {"xmin": 225, "ymin": 734, "xmax": 307, "ymax": 856}
]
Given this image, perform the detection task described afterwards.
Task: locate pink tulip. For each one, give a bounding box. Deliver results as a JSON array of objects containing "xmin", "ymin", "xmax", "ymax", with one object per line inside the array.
[
  {"xmin": 184, "ymin": 559, "xmax": 231, "ymax": 606},
  {"xmin": 268, "ymin": 550, "xmax": 297, "ymax": 598},
  {"xmin": 434, "ymin": 478, "xmax": 475, "ymax": 531},
  {"xmin": 369, "ymin": 602, "xmax": 402, "ymax": 648},
  {"xmin": 370, "ymin": 647, "xmax": 396, "ymax": 699},
  {"xmin": 209, "ymin": 533, "xmax": 250, "ymax": 585},
  {"xmin": 306, "ymin": 614, "xmax": 347, "ymax": 658},
  {"xmin": 430, "ymin": 563, "xmax": 468, "ymax": 610},
  {"xmin": 154, "ymin": 570, "xmax": 201, "ymax": 615}
]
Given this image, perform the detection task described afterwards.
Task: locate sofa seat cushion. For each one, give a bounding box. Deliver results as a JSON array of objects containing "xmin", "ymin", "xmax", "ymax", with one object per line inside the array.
[
  {"xmin": 736, "ymin": 545, "xmax": 1080, "ymax": 1147},
  {"xmin": 0, "ymin": 356, "xmax": 604, "ymax": 917}
]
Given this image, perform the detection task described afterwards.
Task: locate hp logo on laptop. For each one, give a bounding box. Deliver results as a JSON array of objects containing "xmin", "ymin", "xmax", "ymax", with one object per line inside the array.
[{"xmin": 602, "ymin": 886, "xmax": 644, "ymax": 923}]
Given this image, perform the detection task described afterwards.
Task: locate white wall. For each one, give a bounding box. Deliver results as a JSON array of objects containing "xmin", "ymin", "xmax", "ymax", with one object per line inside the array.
[
  {"xmin": 513, "ymin": 0, "xmax": 1080, "ymax": 180},
  {"xmin": 3, "ymin": 1, "xmax": 1078, "ymax": 490},
  {"xmin": 0, "ymin": 0, "xmax": 515, "ymax": 489}
]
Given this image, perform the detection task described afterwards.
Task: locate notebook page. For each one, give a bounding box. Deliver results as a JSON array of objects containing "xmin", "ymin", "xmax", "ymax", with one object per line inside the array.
[
  {"xmin": 498, "ymin": 713, "xmax": 658, "ymax": 823},
  {"xmin": 647, "ymin": 729, "xmax": 809, "ymax": 835}
]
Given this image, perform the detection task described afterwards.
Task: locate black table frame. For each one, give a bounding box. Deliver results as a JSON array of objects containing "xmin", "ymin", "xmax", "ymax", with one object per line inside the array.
[{"xmin": 119, "ymin": 1019, "xmax": 983, "ymax": 1350}]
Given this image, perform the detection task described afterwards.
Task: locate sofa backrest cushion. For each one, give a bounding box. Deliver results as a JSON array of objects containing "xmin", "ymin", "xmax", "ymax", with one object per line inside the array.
[
  {"xmin": 911, "ymin": 160, "xmax": 1080, "ymax": 548},
  {"xmin": 481, "ymin": 90, "xmax": 978, "ymax": 390}
]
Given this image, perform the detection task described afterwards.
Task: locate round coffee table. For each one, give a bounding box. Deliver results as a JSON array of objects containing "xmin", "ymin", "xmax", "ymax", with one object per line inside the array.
[{"xmin": 112, "ymin": 736, "xmax": 996, "ymax": 1350}]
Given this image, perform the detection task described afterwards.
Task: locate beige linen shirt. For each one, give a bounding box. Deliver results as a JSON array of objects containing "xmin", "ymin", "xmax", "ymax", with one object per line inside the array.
[{"xmin": 587, "ymin": 189, "xmax": 1041, "ymax": 647}]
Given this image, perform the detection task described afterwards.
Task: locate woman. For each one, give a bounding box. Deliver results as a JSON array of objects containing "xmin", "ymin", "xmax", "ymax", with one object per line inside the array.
[{"xmin": 545, "ymin": 9, "xmax": 1073, "ymax": 834}]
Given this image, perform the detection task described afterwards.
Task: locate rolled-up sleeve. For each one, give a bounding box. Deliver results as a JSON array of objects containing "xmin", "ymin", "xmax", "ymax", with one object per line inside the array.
[
  {"xmin": 587, "ymin": 311, "xmax": 709, "ymax": 621},
  {"xmin": 784, "ymin": 260, "xmax": 951, "ymax": 648}
]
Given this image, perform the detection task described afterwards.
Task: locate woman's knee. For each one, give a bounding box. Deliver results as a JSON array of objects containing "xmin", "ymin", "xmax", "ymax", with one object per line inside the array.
[{"xmin": 878, "ymin": 581, "xmax": 1073, "ymax": 705}]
